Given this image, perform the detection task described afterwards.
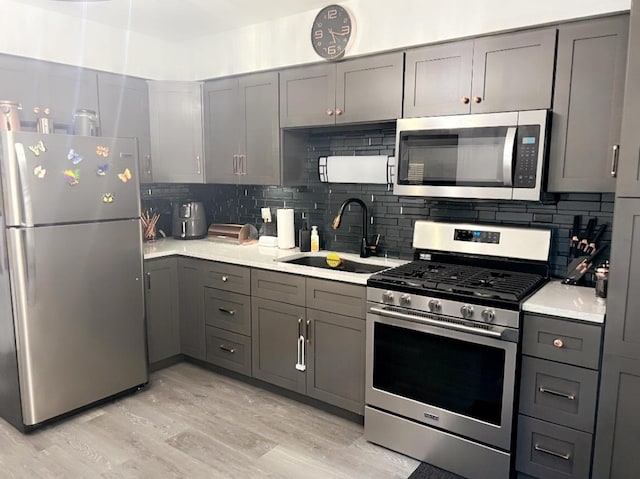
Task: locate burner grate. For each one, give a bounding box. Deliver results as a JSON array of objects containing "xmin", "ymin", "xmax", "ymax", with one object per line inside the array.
[{"xmin": 372, "ymin": 260, "xmax": 545, "ymax": 302}]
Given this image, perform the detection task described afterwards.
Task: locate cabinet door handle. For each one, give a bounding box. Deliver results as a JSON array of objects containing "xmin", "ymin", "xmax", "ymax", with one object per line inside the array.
[
  {"xmin": 219, "ymin": 345, "xmax": 236, "ymax": 354},
  {"xmin": 241, "ymin": 155, "xmax": 247, "ymax": 175},
  {"xmin": 460, "ymin": 96, "xmax": 470, "ymax": 104},
  {"xmin": 553, "ymin": 338, "xmax": 564, "ymax": 348},
  {"xmin": 146, "ymin": 272, "xmax": 151, "ymax": 290},
  {"xmin": 218, "ymin": 307, "xmax": 235, "ymax": 316},
  {"xmin": 326, "ymin": 108, "xmax": 334, "ymax": 116},
  {"xmin": 538, "ymin": 386, "xmax": 575, "ymax": 401},
  {"xmin": 296, "ymin": 318, "xmax": 306, "ymax": 371},
  {"xmin": 305, "ymin": 319, "xmax": 311, "ymax": 344},
  {"xmin": 611, "ymin": 144, "xmax": 620, "ymax": 177},
  {"xmin": 335, "ymin": 108, "xmax": 343, "ymax": 116},
  {"xmin": 145, "ymin": 154, "xmax": 152, "ymax": 176},
  {"xmin": 221, "ymin": 275, "xmax": 228, "ymax": 282},
  {"xmin": 472, "ymin": 96, "xmax": 482, "ymax": 104},
  {"xmin": 534, "ymin": 444, "xmax": 571, "ymax": 461},
  {"xmin": 196, "ymin": 155, "xmax": 201, "ymax": 175},
  {"xmin": 232, "ymin": 155, "xmax": 237, "ymax": 174}
]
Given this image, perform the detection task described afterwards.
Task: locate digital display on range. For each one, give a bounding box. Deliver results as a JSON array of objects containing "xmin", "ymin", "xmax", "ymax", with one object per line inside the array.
[
  {"xmin": 522, "ymin": 137, "xmax": 536, "ymax": 144},
  {"xmin": 454, "ymin": 229, "xmax": 501, "ymax": 244}
]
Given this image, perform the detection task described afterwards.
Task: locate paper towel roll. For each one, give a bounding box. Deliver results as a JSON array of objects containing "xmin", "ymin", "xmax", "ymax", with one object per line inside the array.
[{"xmin": 277, "ymin": 209, "xmax": 295, "ymax": 249}]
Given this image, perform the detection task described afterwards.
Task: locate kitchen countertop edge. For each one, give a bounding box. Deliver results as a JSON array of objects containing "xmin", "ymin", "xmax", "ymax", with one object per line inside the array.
[
  {"xmin": 522, "ymin": 280, "xmax": 606, "ymax": 324},
  {"xmin": 143, "ymin": 238, "xmax": 407, "ymax": 285}
]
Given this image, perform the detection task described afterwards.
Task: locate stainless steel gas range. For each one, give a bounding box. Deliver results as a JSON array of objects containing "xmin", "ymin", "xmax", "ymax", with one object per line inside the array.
[{"xmin": 364, "ymin": 221, "xmax": 551, "ymax": 479}]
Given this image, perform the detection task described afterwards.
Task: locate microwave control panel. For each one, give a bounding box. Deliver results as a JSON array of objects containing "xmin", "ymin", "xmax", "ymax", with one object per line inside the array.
[{"xmin": 513, "ymin": 125, "xmax": 540, "ymax": 188}]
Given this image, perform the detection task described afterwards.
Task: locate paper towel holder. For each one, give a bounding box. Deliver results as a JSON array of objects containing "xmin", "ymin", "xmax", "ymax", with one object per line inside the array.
[{"xmin": 318, "ymin": 155, "xmax": 395, "ymax": 185}]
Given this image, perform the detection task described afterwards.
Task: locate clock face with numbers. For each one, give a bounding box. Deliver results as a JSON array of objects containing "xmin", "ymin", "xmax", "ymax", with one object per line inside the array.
[{"xmin": 311, "ymin": 5, "xmax": 353, "ymax": 60}]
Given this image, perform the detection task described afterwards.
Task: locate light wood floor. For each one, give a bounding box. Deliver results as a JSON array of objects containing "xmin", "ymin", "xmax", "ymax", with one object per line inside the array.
[{"xmin": 0, "ymin": 362, "xmax": 419, "ymax": 478}]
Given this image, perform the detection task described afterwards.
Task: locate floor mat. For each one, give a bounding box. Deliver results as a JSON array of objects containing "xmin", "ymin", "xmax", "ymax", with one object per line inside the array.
[{"xmin": 407, "ymin": 462, "xmax": 467, "ymax": 479}]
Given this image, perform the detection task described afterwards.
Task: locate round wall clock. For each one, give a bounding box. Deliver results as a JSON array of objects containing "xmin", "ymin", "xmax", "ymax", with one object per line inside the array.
[{"xmin": 311, "ymin": 5, "xmax": 354, "ymax": 61}]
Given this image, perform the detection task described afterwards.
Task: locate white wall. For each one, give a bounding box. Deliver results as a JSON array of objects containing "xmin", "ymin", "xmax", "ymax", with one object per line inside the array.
[{"xmin": 0, "ymin": 0, "xmax": 630, "ymax": 80}]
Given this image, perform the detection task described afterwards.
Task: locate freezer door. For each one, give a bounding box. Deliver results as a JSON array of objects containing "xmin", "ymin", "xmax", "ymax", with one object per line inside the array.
[
  {"xmin": 6, "ymin": 219, "xmax": 147, "ymax": 426},
  {"xmin": 1, "ymin": 131, "xmax": 140, "ymax": 226}
]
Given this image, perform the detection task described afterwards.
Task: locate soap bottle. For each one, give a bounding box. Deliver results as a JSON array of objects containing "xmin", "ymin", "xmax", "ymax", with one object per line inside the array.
[
  {"xmin": 310, "ymin": 226, "xmax": 320, "ymax": 253},
  {"xmin": 299, "ymin": 223, "xmax": 311, "ymax": 252}
]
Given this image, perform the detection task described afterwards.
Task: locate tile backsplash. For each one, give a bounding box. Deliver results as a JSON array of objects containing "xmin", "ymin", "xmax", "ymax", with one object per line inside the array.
[{"xmin": 142, "ymin": 127, "xmax": 614, "ymax": 281}]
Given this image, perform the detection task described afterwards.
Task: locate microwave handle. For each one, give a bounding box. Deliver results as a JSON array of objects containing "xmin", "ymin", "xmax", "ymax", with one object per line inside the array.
[{"xmin": 502, "ymin": 127, "xmax": 517, "ymax": 187}]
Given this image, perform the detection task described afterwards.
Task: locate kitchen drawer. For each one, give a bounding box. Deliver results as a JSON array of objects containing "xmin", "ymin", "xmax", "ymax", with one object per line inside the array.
[
  {"xmin": 251, "ymin": 269, "xmax": 305, "ymax": 306},
  {"xmin": 520, "ymin": 356, "xmax": 599, "ymax": 433},
  {"xmin": 516, "ymin": 415, "xmax": 592, "ymax": 479},
  {"xmin": 205, "ymin": 326, "xmax": 251, "ymax": 376},
  {"xmin": 204, "ymin": 287, "xmax": 251, "ymax": 336},
  {"xmin": 522, "ymin": 314, "xmax": 602, "ymax": 369},
  {"xmin": 203, "ymin": 261, "xmax": 250, "ymax": 295},
  {"xmin": 306, "ymin": 278, "xmax": 366, "ymax": 319}
]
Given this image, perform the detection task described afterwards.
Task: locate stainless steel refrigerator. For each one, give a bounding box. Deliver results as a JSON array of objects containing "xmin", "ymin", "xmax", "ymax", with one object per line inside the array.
[{"xmin": 0, "ymin": 131, "xmax": 147, "ymax": 431}]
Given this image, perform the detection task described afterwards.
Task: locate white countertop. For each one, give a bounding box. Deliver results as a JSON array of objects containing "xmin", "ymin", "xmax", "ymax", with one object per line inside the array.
[
  {"xmin": 143, "ymin": 238, "xmax": 407, "ymax": 285},
  {"xmin": 523, "ymin": 280, "xmax": 606, "ymax": 324}
]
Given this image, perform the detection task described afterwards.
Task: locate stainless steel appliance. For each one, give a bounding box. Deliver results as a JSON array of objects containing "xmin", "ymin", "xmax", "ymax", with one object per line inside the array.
[
  {"xmin": 0, "ymin": 131, "xmax": 147, "ymax": 431},
  {"xmin": 365, "ymin": 220, "xmax": 551, "ymax": 479},
  {"xmin": 172, "ymin": 201, "xmax": 207, "ymax": 239},
  {"xmin": 394, "ymin": 110, "xmax": 550, "ymax": 200}
]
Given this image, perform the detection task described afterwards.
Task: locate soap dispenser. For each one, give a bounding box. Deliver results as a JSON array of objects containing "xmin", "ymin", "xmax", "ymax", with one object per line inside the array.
[
  {"xmin": 310, "ymin": 226, "xmax": 320, "ymax": 253},
  {"xmin": 299, "ymin": 223, "xmax": 311, "ymax": 252}
]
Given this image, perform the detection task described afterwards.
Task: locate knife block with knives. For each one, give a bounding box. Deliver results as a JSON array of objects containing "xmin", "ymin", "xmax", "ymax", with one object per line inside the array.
[{"xmin": 564, "ymin": 215, "xmax": 608, "ymax": 285}]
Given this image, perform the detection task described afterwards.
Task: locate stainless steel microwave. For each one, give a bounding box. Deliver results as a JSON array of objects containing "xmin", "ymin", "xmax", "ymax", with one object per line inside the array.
[{"xmin": 394, "ymin": 110, "xmax": 550, "ymax": 200}]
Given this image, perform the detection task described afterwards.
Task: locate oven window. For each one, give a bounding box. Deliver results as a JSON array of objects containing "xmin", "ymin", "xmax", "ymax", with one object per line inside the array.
[
  {"xmin": 373, "ymin": 322, "xmax": 505, "ymax": 425},
  {"xmin": 398, "ymin": 127, "xmax": 512, "ymax": 187}
]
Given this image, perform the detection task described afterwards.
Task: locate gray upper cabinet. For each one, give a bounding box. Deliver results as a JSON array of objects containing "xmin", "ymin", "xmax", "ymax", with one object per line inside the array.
[
  {"xmin": 404, "ymin": 28, "xmax": 555, "ymax": 117},
  {"xmin": 97, "ymin": 73, "xmax": 152, "ymax": 183},
  {"xmin": 280, "ymin": 52, "xmax": 404, "ymax": 127},
  {"xmin": 0, "ymin": 55, "xmax": 98, "ymax": 130},
  {"xmin": 548, "ymin": 15, "xmax": 629, "ymax": 193},
  {"xmin": 615, "ymin": 5, "xmax": 640, "ymax": 196},
  {"xmin": 144, "ymin": 257, "xmax": 180, "ymax": 365},
  {"xmin": 204, "ymin": 71, "xmax": 280, "ymax": 185},
  {"xmin": 404, "ymin": 41, "xmax": 474, "ymax": 117},
  {"xmin": 148, "ymin": 81, "xmax": 204, "ymax": 183}
]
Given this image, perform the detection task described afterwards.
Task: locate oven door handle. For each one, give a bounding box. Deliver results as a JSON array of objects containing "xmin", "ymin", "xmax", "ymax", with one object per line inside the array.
[
  {"xmin": 502, "ymin": 126, "xmax": 517, "ymax": 187},
  {"xmin": 369, "ymin": 306, "xmax": 504, "ymax": 339}
]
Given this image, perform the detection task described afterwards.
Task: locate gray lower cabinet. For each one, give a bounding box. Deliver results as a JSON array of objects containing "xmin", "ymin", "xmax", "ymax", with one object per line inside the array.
[
  {"xmin": 517, "ymin": 313, "xmax": 602, "ymax": 479},
  {"xmin": 203, "ymin": 72, "xmax": 280, "ymax": 185},
  {"xmin": 280, "ymin": 52, "xmax": 403, "ymax": 127},
  {"xmin": 178, "ymin": 258, "xmax": 205, "ymax": 360},
  {"xmin": 403, "ymin": 28, "xmax": 555, "ymax": 117},
  {"xmin": 548, "ymin": 15, "xmax": 629, "ymax": 192},
  {"xmin": 147, "ymin": 81, "xmax": 204, "ymax": 183},
  {"xmin": 592, "ymin": 355, "xmax": 640, "ymax": 478},
  {"xmin": 251, "ymin": 271, "xmax": 366, "ymax": 414},
  {"xmin": 203, "ymin": 261, "xmax": 252, "ymax": 376},
  {"xmin": 144, "ymin": 257, "xmax": 180, "ymax": 365},
  {"xmin": 97, "ymin": 72, "xmax": 152, "ymax": 183}
]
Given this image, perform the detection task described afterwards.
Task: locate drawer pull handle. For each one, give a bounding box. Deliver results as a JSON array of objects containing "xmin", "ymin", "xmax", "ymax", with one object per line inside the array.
[
  {"xmin": 539, "ymin": 386, "xmax": 576, "ymax": 401},
  {"xmin": 219, "ymin": 345, "xmax": 236, "ymax": 354},
  {"xmin": 553, "ymin": 338, "xmax": 564, "ymax": 348},
  {"xmin": 534, "ymin": 444, "xmax": 571, "ymax": 461},
  {"xmin": 218, "ymin": 307, "xmax": 236, "ymax": 316},
  {"xmin": 222, "ymin": 275, "xmax": 229, "ymax": 282}
]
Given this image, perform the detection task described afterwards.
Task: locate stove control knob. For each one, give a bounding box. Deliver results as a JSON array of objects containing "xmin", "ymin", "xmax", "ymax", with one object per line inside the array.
[
  {"xmin": 400, "ymin": 294, "xmax": 412, "ymax": 306},
  {"xmin": 428, "ymin": 300, "xmax": 442, "ymax": 313},
  {"xmin": 481, "ymin": 309, "xmax": 496, "ymax": 323},
  {"xmin": 382, "ymin": 291, "xmax": 395, "ymax": 303},
  {"xmin": 460, "ymin": 304, "xmax": 474, "ymax": 319}
]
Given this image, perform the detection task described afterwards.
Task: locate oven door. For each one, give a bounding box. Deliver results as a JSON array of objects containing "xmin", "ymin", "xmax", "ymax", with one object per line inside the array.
[{"xmin": 366, "ymin": 304, "xmax": 518, "ymax": 451}]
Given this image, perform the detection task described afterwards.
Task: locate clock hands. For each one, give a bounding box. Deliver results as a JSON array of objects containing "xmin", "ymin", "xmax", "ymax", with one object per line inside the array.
[{"xmin": 327, "ymin": 28, "xmax": 349, "ymax": 44}]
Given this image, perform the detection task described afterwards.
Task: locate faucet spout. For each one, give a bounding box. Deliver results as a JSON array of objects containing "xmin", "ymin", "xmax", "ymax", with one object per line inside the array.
[{"xmin": 332, "ymin": 197, "xmax": 372, "ymax": 258}]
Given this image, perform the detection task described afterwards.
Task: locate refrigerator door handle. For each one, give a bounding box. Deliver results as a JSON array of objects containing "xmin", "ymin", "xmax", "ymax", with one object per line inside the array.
[{"xmin": 14, "ymin": 142, "xmax": 34, "ymax": 227}]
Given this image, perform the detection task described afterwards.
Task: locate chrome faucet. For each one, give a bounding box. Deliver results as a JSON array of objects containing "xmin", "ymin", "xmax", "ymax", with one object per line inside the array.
[{"xmin": 332, "ymin": 197, "xmax": 380, "ymax": 258}]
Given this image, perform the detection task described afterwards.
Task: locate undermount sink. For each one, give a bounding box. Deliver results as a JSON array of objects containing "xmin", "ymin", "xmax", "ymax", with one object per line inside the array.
[{"xmin": 278, "ymin": 255, "xmax": 389, "ymax": 274}]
